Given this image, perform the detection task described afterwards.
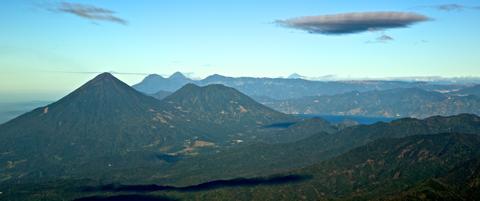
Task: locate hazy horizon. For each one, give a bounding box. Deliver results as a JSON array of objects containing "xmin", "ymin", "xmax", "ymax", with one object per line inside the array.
[{"xmin": 1, "ymin": 71, "xmax": 480, "ymax": 103}]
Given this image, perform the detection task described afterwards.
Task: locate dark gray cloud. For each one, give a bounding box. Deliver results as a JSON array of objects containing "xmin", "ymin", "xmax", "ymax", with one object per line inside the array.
[
  {"xmin": 276, "ymin": 12, "xmax": 430, "ymax": 35},
  {"xmin": 50, "ymin": 1, "xmax": 127, "ymax": 25}
]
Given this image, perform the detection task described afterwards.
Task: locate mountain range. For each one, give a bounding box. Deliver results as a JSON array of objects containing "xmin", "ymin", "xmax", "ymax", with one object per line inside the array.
[
  {"xmin": 0, "ymin": 73, "xmax": 294, "ymax": 184},
  {"xmin": 133, "ymin": 72, "xmax": 192, "ymax": 93},
  {"xmin": 132, "ymin": 72, "xmax": 480, "ymax": 119},
  {"xmin": 453, "ymin": 84, "xmax": 480, "ymax": 97},
  {"xmin": 1, "ymin": 73, "xmax": 480, "ymax": 201},
  {"xmin": 260, "ymin": 87, "xmax": 480, "ymax": 118},
  {"xmin": 133, "ymin": 72, "xmax": 465, "ymax": 100},
  {"xmin": 2, "ymin": 73, "xmax": 479, "ymax": 125}
]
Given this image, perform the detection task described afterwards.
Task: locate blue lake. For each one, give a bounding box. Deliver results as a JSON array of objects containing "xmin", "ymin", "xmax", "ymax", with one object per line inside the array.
[{"xmin": 297, "ymin": 114, "xmax": 397, "ymax": 125}]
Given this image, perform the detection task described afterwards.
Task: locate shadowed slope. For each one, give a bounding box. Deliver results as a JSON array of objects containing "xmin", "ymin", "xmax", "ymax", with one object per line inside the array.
[
  {"xmin": 146, "ymin": 114, "xmax": 480, "ymax": 186},
  {"xmin": 181, "ymin": 133, "xmax": 480, "ymax": 200}
]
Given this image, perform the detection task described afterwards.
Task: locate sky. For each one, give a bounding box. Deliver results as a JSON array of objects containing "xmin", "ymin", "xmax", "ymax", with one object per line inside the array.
[{"xmin": 0, "ymin": 0, "xmax": 480, "ymax": 101}]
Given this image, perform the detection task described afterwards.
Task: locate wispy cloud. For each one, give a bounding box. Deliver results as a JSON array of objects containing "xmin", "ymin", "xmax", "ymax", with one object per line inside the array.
[
  {"xmin": 276, "ymin": 12, "xmax": 429, "ymax": 35},
  {"xmin": 421, "ymin": 4, "xmax": 480, "ymax": 12},
  {"xmin": 437, "ymin": 4, "xmax": 464, "ymax": 11},
  {"xmin": 376, "ymin": 34, "xmax": 394, "ymax": 42},
  {"xmin": 45, "ymin": 1, "xmax": 128, "ymax": 25},
  {"xmin": 39, "ymin": 70, "xmax": 148, "ymax": 75},
  {"xmin": 366, "ymin": 33, "xmax": 394, "ymax": 44}
]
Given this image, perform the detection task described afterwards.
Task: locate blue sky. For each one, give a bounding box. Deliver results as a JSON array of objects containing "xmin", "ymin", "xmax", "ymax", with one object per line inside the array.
[{"xmin": 0, "ymin": 0, "xmax": 479, "ymax": 101}]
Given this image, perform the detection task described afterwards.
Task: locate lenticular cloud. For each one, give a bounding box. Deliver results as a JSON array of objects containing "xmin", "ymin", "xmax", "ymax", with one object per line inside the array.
[{"xmin": 276, "ymin": 12, "xmax": 429, "ymax": 35}]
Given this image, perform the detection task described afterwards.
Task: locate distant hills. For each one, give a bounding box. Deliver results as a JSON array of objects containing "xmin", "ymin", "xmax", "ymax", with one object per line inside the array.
[
  {"xmin": 133, "ymin": 72, "xmax": 463, "ymax": 100},
  {"xmin": 133, "ymin": 72, "xmax": 191, "ymax": 93},
  {"xmin": 261, "ymin": 87, "xmax": 480, "ymax": 118},
  {"xmin": 134, "ymin": 72, "xmax": 480, "ymax": 118},
  {"xmin": 453, "ymin": 84, "xmax": 480, "ymax": 97}
]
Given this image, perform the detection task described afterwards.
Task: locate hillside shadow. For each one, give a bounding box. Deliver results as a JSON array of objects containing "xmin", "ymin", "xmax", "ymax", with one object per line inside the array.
[
  {"xmin": 83, "ymin": 174, "xmax": 311, "ymax": 193},
  {"xmin": 263, "ymin": 122, "xmax": 296, "ymax": 128},
  {"xmin": 73, "ymin": 194, "xmax": 178, "ymax": 201},
  {"xmin": 154, "ymin": 153, "xmax": 182, "ymax": 163}
]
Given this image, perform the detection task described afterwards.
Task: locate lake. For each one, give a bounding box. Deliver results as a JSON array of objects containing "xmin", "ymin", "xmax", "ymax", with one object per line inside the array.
[{"xmin": 297, "ymin": 114, "xmax": 397, "ymax": 125}]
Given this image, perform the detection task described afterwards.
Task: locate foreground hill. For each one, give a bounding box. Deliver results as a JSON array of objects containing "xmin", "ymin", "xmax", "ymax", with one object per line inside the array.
[
  {"xmin": 173, "ymin": 133, "xmax": 480, "ymax": 201},
  {"xmin": 379, "ymin": 155, "xmax": 480, "ymax": 201},
  {"xmin": 107, "ymin": 114, "xmax": 480, "ymax": 186},
  {"xmin": 262, "ymin": 88, "xmax": 480, "ymax": 118},
  {"xmin": 8, "ymin": 133, "xmax": 480, "ymax": 201},
  {"xmin": 1, "ymin": 113, "xmax": 479, "ymax": 200}
]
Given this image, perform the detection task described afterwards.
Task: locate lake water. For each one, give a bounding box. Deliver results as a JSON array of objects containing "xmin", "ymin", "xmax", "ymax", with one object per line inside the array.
[{"xmin": 297, "ymin": 114, "xmax": 397, "ymax": 125}]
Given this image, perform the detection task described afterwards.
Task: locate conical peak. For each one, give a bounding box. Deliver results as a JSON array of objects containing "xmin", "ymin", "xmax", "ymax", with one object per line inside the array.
[
  {"xmin": 205, "ymin": 74, "xmax": 227, "ymax": 79},
  {"xmin": 65, "ymin": 72, "xmax": 139, "ymax": 100},
  {"xmin": 201, "ymin": 84, "xmax": 235, "ymax": 91},
  {"xmin": 46, "ymin": 71, "xmax": 158, "ymax": 116},
  {"xmin": 84, "ymin": 72, "xmax": 123, "ymax": 87},
  {"xmin": 164, "ymin": 84, "xmax": 250, "ymax": 105},
  {"xmin": 94, "ymin": 72, "xmax": 115, "ymax": 79},
  {"xmin": 177, "ymin": 83, "xmax": 234, "ymax": 93},
  {"xmin": 288, "ymin": 73, "xmax": 304, "ymax": 79},
  {"xmin": 169, "ymin": 72, "xmax": 187, "ymax": 79},
  {"xmin": 144, "ymin": 74, "xmax": 165, "ymax": 80},
  {"xmin": 173, "ymin": 83, "xmax": 202, "ymax": 93}
]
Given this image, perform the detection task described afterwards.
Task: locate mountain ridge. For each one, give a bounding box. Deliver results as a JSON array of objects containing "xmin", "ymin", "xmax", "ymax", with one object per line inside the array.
[
  {"xmin": 262, "ymin": 87, "xmax": 480, "ymax": 118},
  {"xmin": 134, "ymin": 73, "xmax": 462, "ymax": 100}
]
